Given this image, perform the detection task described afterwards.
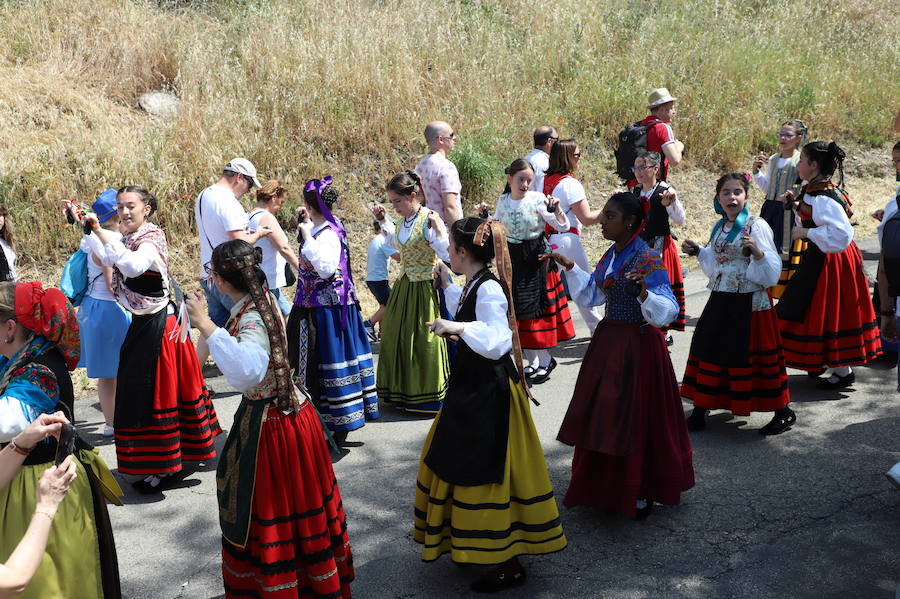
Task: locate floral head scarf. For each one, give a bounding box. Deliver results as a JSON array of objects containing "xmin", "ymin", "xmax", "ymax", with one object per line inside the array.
[{"xmin": 14, "ymin": 282, "xmax": 80, "ymax": 370}]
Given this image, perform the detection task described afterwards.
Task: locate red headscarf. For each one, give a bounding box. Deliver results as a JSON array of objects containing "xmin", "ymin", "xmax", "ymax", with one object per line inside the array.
[{"xmin": 14, "ymin": 282, "xmax": 80, "ymax": 370}]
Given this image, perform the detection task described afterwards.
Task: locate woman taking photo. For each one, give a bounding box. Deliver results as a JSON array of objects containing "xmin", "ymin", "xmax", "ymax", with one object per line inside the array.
[
  {"xmin": 0, "ymin": 282, "xmax": 122, "ymax": 598},
  {"xmin": 285, "ymin": 177, "xmax": 378, "ymax": 443},
  {"xmin": 79, "ymin": 187, "xmax": 221, "ymax": 493},
  {"xmin": 247, "ymin": 180, "xmax": 299, "ymax": 316},
  {"xmin": 187, "ymin": 240, "xmax": 354, "ymax": 599},
  {"xmin": 373, "ymin": 171, "xmax": 450, "ymax": 414}
]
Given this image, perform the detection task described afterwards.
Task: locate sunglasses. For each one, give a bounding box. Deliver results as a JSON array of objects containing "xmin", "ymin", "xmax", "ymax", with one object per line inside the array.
[
  {"xmin": 632, "ymin": 164, "xmax": 655, "ymax": 172},
  {"xmin": 574, "ymin": 152, "xmax": 582, "ymax": 158},
  {"xmin": 777, "ymin": 132, "xmax": 799, "ymax": 138},
  {"xmin": 203, "ymin": 262, "xmax": 215, "ymax": 276},
  {"xmin": 443, "ymin": 132, "xmax": 458, "ymax": 141}
]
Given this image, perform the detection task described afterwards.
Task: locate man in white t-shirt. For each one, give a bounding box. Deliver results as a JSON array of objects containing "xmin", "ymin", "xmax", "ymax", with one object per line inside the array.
[
  {"xmin": 195, "ymin": 157, "xmax": 271, "ymax": 363},
  {"xmin": 415, "ymin": 121, "xmax": 462, "ymax": 225},
  {"xmin": 524, "ymin": 126, "xmax": 558, "ymax": 193}
]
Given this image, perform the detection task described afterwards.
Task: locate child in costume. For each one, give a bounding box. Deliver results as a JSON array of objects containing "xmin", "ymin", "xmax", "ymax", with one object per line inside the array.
[
  {"xmin": 680, "ymin": 173, "xmax": 794, "ymax": 434},
  {"xmin": 752, "ymin": 119, "xmax": 807, "ymax": 252},
  {"xmin": 416, "ymin": 217, "xmax": 566, "ymax": 593}
]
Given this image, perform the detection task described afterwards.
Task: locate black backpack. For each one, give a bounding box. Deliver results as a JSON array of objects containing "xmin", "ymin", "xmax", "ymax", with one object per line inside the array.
[{"xmin": 614, "ymin": 119, "xmax": 659, "ymax": 181}]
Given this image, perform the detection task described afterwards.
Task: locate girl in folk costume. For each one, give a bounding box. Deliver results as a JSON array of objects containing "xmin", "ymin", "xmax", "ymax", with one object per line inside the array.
[
  {"xmin": 373, "ymin": 172, "xmax": 450, "ymax": 414},
  {"xmin": 547, "ymin": 192, "xmax": 694, "ymax": 519},
  {"xmin": 80, "ymin": 187, "xmax": 221, "ymax": 493},
  {"xmin": 752, "ymin": 119, "xmax": 807, "ymax": 253},
  {"xmin": 285, "ymin": 177, "xmax": 378, "ymax": 444},
  {"xmin": 632, "ymin": 151, "xmax": 687, "ymax": 339},
  {"xmin": 186, "ymin": 241, "xmax": 353, "ymax": 599},
  {"xmin": 680, "ymin": 174, "xmax": 795, "ymax": 435},
  {"xmin": 776, "ymin": 142, "xmax": 881, "ymax": 389},
  {"xmin": 475, "ymin": 159, "xmax": 573, "ymax": 384},
  {"xmin": 0, "ymin": 282, "xmax": 122, "ymax": 599},
  {"xmin": 417, "ymin": 218, "xmax": 566, "ymax": 593},
  {"xmin": 543, "ymin": 139, "xmax": 604, "ymax": 333}
]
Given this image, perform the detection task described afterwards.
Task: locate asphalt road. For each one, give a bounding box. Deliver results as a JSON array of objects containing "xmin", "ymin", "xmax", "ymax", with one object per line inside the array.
[{"xmin": 74, "ymin": 237, "xmax": 900, "ymax": 598}]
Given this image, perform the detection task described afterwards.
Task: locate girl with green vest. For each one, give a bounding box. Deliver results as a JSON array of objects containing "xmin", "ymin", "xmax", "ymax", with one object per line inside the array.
[{"xmin": 373, "ymin": 171, "xmax": 451, "ymax": 413}]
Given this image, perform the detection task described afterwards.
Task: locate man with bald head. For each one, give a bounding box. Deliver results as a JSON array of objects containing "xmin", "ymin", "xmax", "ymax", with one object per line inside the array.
[
  {"xmin": 415, "ymin": 121, "xmax": 462, "ymax": 225},
  {"xmin": 525, "ymin": 125, "xmax": 558, "ymax": 193}
]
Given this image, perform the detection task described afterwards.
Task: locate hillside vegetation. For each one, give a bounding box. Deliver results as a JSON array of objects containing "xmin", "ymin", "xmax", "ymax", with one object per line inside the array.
[{"xmin": 0, "ymin": 0, "xmax": 897, "ymax": 293}]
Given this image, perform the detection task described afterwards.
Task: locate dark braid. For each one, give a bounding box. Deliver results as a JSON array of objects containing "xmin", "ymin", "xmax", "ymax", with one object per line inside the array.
[
  {"xmin": 211, "ymin": 241, "xmax": 298, "ymax": 413},
  {"xmin": 450, "ymin": 217, "xmax": 495, "ymax": 264}
]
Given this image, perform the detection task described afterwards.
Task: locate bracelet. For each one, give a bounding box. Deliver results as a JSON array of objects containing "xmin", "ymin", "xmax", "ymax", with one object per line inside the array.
[
  {"xmin": 881, "ymin": 309, "xmax": 896, "ymax": 317},
  {"xmin": 9, "ymin": 438, "xmax": 34, "ymax": 456},
  {"xmin": 33, "ymin": 510, "xmax": 54, "ymax": 522}
]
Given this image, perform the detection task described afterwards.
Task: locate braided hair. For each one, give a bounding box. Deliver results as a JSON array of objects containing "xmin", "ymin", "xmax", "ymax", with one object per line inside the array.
[
  {"xmin": 210, "ymin": 240, "xmax": 298, "ymax": 412},
  {"xmin": 386, "ymin": 170, "xmax": 423, "ymax": 198}
]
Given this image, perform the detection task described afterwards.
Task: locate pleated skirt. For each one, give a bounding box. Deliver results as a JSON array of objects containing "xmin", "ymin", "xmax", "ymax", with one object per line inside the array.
[
  {"xmin": 413, "ymin": 381, "xmax": 567, "ymax": 564},
  {"xmin": 659, "ymin": 235, "xmax": 685, "ymax": 332},
  {"xmin": 517, "ymin": 268, "xmax": 576, "ymax": 350},
  {"xmin": 778, "ymin": 243, "xmax": 882, "ymax": 370},
  {"xmin": 77, "ymin": 296, "xmax": 131, "ymax": 379},
  {"xmin": 376, "ymin": 275, "xmax": 449, "ymax": 414},
  {"xmin": 681, "ymin": 304, "xmax": 790, "ymax": 414},
  {"xmin": 292, "ymin": 305, "xmax": 379, "ymax": 432},
  {"xmin": 222, "ymin": 402, "xmax": 354, "ymax": 598},
  {"xmin": 558, "ymin": 320, "xmax": 694, "ymax": 518},
  {"xmin": 114, "ymin": 314, "xmax": 222, "ymax": 475}
]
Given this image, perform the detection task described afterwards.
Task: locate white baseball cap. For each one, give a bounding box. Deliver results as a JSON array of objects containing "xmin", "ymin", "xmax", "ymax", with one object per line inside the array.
[{"xmin": 223, "ymin": 158, "xmax": 262, "ymax": 188}]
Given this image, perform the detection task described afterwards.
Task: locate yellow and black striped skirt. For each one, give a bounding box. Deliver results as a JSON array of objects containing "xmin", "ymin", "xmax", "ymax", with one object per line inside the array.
[
  {"xmin": 772, "ymin": 238, "xmax": 808, "ymax": 299},
  {"xmin": 413, "ymin": 380, "xmax": 567, "ymax": 564}
]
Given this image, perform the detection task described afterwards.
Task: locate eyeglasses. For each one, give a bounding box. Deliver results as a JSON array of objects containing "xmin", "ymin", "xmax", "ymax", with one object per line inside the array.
[
  {"xmin": 632, "ymin": 164, "xmax": 655, "ymax": 172},
  {"xmin": 203, "ymin": 262, "xmax": 215, "ymax": 276},
  {"xmin": 443, "ymin": 132, "xmax": 458, "ymax": 141},
  {"xmin": 573, "ymin": 153, "xmax": 582, "ymax": 158},
  {"xmin": 548, "ymin": 136, "xmax": 559, "ymax": 142},
  {"xmin": 777, "ymin": 132, "xmax": 799, "ymax": 138}
]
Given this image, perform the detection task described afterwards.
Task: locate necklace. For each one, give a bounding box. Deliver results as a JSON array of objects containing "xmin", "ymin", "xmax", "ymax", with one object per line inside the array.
[{"xmin": 403, "ymin": 207, "xmax": 421, "ymax": 227}]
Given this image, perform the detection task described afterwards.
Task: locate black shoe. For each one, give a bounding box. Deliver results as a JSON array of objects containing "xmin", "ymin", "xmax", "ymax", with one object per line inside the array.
[
  {"xmin": 759, "ymin": 408, "xmax": 796, "ymax": 436},
  {"xmin": 807, "ymin": 368, "xmax": 827, "ymax": 378},
  {"xmin": 666, "ymin": 334, "xmax": 674, "ymax": 347},
  {"xmin": 470, "ymin": 568, "xmax": 527, "ymax": 593},
  {"xmin": 686, "ymin": 408, "xmax": 707, "ymax": 432},
  {"xmin": 816, "ymin": 371, "xmax": 855, "ymax": 390},
  {"xmin": 523, "ymin": 366, "xmax": 535, "ymax": 378},
  {"xmin": 634, "ymin": 500, "xmax": 654, "ymax": 520},
  {"xmin": 332, "ymin": 431, "xmax": 349, "ymax": 446},
  {"xmin": 131, "ymin": 471, "xmax": 187, "ymax": 495},
  {"xmin": 545, "ymin": 357, "xmax": 558, "ymax": 374}
]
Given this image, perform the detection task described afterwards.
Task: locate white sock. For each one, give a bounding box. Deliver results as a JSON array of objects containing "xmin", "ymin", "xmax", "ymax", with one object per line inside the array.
[
  {"xmin": 523, "ymin": 350, "xmax": 539, "ymax": 369},
  {"xmin": 833, "ymin": 366, "xmax": 852, "ymax": 377},
  {"xmin": 537, "ymin": 350, "xmax": 552, "ymax": 369},
  {"xmin": 636, "ymin": 499, "xmax": 648, "ymax": 509}
]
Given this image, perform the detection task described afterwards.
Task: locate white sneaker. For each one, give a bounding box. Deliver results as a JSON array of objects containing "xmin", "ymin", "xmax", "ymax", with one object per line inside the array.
[
  {"xmin": 103, "ymin": 425, "xmax": 115, "ymax": 438},
  {"xmin": 885, "ymin": 463, "xmax": 900, "ymax": 490}
]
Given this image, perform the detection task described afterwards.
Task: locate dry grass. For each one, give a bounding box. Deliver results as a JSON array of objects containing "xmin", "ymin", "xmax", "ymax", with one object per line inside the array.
[{"xmin": 0, "ymin": 0, "xmax": 897, "ymax": 317}]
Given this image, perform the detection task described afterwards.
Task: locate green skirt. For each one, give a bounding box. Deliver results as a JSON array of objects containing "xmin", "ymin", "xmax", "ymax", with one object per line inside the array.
[
  {"xmin": 376, "ymin": 275, "xmax": 449, "ymax": 413},
  {"xmin": 0, "ymin": 449, "xmax": 122, "ymax": 598}
]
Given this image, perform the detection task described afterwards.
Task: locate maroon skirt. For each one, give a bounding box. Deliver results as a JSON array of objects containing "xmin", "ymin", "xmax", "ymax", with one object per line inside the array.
[{"xmin": 557, "ymin": 319, "xmax": 694, "ymax": 517}]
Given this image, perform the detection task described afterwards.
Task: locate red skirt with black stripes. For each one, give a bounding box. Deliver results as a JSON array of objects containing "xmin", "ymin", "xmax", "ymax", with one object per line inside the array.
[
  {"xmin": 660, "ymin": 235, "xmax": 686, "ymax": 331},
  {"xmin": 777, "ymin": 243, "xmax": 881, "ymax": 371},
  {"xmin": 222, "ymin": 402, "xmax": 354, "ymax": 598},
  {"xmin": 681, "ymin": 306, "xmax": 790, "ymax": 414},
  {"xmin": 114, "ymin": 314, "xmax": 221, "ymax": 475},
  {"xmin": 517, "ymin": 269, "xmax": 575, "ymax": 349}
]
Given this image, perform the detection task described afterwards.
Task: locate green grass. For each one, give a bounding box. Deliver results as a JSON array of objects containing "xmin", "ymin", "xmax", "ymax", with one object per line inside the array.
[{"xmin": 0, "ymin": 0, "xmax": 895, "ymax": 294}]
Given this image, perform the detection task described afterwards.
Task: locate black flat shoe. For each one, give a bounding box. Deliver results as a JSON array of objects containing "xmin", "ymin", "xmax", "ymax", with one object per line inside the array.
[
  {"xmin": 686, "ymin": 408, "xmax": 707, "ymax": 432},
  {"xmin": 634, "ymin": 500, "xmax": 654, "ymax": 520},
  {"xmin": 666, "ymin": 334, "xmax": 674, "ymax": 347},
  {"xmin": 816, "ymin": 371, "xmax": 855, "ymax": 390},
  {"xmin": 545, "ymin": 357, "xmax": 558, "ymax": 374},
  {"xmin": 759, "ymin": 408, "xmax": 796, "ymax": 436},
  {"xmin": 131, "ymin": 471, "xmax": 187, "ymax": 495},
  {"xmin": 332, "ymin": 431, "xmax": 349, "ymax": 446},
  {"xmin": 470, "ymin": 568, "xmax": 527, "ymax": 593}
]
